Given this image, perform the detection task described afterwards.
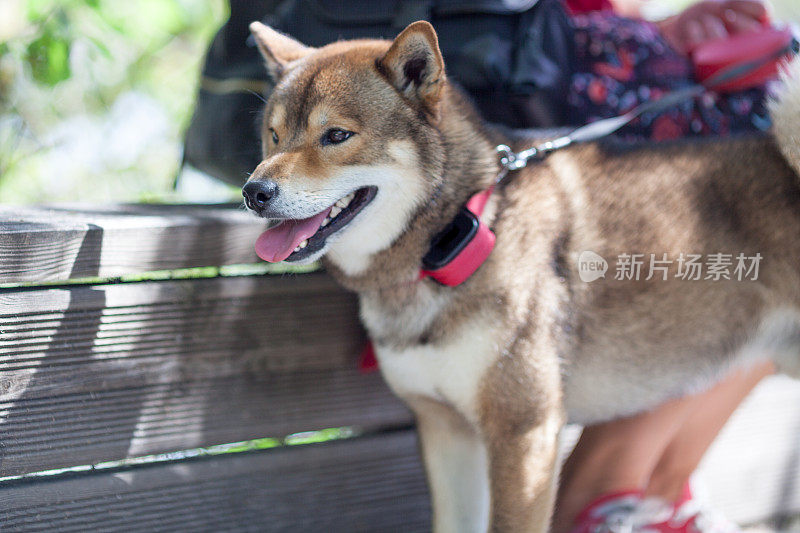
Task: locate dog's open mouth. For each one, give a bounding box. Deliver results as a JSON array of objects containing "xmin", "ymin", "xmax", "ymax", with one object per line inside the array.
[{"xmin": 255, "ymin": 186, "xmax": 377, "ymax": 263}]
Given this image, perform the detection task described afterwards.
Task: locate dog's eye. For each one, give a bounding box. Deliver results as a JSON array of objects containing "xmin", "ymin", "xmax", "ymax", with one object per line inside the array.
[
  {"xmin": 321, "ymin": 128, "xmax": 354, "ymax": 146},
  {"xmin": 270, "ymin": 129, "xmax": 279, "ymax": 144}
]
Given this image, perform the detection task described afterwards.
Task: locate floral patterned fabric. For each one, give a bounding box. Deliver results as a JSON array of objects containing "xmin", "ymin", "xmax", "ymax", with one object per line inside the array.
[
  {"xmin": 566, "ymin": 11, "xmax": 772, "ymax": 141},
  {"xmin": 565, "ymin": 0, "xmax": 612, "ymax": 14}
]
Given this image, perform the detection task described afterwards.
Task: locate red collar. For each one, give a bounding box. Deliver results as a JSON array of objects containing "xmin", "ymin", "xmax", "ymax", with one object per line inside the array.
[
  {"xmin": 418, "ymin": 185, "xmax": 496, "ymax": 286},
  {"xmin": 360, "ymin": 185, "xmax": 496, "ymax": 373}
]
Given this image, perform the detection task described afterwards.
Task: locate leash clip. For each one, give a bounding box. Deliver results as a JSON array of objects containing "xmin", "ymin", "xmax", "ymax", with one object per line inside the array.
[
  {"xmin": 497, "ymin": 143, "xmax": 537, "ymax": 169},
  {"xmin": 496, "ymin": 144, "xmax": 537, "ymax": 182},
  {"xmin": 495, "ymin": 139, "xmax": 565, "ymax": 182}
]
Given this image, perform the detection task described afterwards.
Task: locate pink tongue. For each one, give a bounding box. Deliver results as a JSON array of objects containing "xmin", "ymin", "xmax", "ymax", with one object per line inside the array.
[{"xmin": 255, "ymin": 208, "xmax": 331, "ymax": 262}]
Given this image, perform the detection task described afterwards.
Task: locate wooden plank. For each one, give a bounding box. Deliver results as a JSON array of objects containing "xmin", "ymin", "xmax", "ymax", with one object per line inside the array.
[
  {"xmin": 0, "ymin": 273, "xmax": 361, "ymax": 396},
  {"xmin": 0, "ymin": 273, "xmax": 414, "ymax": 477},
  {"xmin": 0, "ymin": 371, "xmax": 413, "ymax": 479},
  {"xmin": 0, "ymin": 204, "xmax": 269, "ymax": 284},
  {"xmin": 0, "ymin": 430, "xmax": 432, "ymax": 532}
]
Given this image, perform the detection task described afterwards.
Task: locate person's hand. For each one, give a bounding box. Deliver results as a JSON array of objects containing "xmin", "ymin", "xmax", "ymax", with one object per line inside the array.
[{"xmin": 657, "ymin": 0, "xmax": 769, "ymax": 55}]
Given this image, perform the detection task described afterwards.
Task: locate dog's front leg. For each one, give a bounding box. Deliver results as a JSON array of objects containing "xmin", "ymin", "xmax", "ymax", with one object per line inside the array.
[
  {"xmin": 410, "ymin": 398, "xmax": 490, "ymax": 533},
  {"xmin": 483, "ymin": 415, "xmax": 562, "ymax": 532},
  {"xmin": 480, "ymin": 354, "xmax": 564, "ymax": 532}
]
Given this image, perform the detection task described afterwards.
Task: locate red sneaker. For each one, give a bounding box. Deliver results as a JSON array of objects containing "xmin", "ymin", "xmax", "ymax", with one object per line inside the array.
[
  {"xmin": 639, "ymin": 482, "xmax": 741, "ymax": 533},
  {"xmin": 568, "ymin": 482, "xmax": 740, "ymax": 533},
  {"xmin": 569, "ymin": 490, "xmax": 644, "ymax": 533}
]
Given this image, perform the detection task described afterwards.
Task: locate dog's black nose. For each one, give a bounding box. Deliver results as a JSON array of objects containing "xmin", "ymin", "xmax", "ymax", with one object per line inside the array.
[{"xmin": 243, "ymin": 180, "xmax": 278, "ymax": 212}]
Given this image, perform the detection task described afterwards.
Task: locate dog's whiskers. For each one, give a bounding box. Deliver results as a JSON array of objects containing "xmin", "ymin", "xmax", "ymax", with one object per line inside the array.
[{"xmin": 247, "ymin": 89, "xmax": 268, "ymax": 104}]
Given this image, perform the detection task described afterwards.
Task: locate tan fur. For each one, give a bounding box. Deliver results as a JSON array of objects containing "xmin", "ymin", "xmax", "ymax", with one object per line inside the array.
[
  {"xmin": 770, "ymin": 57, "xmax": 800, "ymax": 177},
  {"xmin": 379, "ymin": 21, "xmax": 445, "ymax": 116},
  {"xmin": 249, "ymin": 22, "xmax": 312, "ymax": 79},
  {"xmin": 245, "ymin": 22, "xmax": 800, "ymax": 532}
]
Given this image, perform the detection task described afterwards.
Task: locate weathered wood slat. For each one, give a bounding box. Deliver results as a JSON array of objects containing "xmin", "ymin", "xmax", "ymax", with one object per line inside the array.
[
  {"xmin": 0, "ymin": 371, "xmax": 413, "ymax": 477},
  {"xmin": 0, "ymin": 430, "xmax": 432, "ymax": 532},
  {"xmin": 0, "ymin": 273, "xmax": 414, "ymax": 477},
  {"xmin": 0, "ymin": 204, "xmax": 269, "ymax": 284},
  {"xmin": 0, "ymin": 274, "xmax": 360, "ymax": 395}
]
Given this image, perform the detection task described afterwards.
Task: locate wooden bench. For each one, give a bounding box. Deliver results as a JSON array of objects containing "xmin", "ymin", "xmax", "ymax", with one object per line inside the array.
[{"xmin": 0, "ymin": 204, "xmax": 797, "ymax": 531}]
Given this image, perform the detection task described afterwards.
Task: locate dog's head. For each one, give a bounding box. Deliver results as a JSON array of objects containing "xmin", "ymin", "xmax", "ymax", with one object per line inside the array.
[{"xmin": 243, "ymin": 21, "xmax": 448, "ymax": 272}]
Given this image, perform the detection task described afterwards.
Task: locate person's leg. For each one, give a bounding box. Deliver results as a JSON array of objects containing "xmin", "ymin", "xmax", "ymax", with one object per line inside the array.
[
  {"xmin": 554, "ymin": 360, "xmax": 774, "ymax": 533},
  {"xmin": 553, "ymin": 395, "xmax": 697, "ymax": 532},
  {"xmin": 644, "ymin": 359, "xmax": 775, "ymax": 501}
]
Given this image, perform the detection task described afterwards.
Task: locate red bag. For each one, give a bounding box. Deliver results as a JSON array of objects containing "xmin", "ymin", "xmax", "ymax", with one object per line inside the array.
[{"xmin": 693, "ymin": 27, "xmax": 796, "ymax": 92}]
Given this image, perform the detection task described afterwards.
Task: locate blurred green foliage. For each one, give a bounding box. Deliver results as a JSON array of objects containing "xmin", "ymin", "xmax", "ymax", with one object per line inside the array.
[
  {"xmin": 26, "ymin": 28, "xmax": 72, "ymax": 86},
  {"xmin": 0, "ymin": 0, "xmax": 227, "ymax": 203}
]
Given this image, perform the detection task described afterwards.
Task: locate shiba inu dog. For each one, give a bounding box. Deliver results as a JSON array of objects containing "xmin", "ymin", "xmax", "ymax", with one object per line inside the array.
[{"xmin": 242, "ymin": 20, "xmax": 800, "ymax": 533}]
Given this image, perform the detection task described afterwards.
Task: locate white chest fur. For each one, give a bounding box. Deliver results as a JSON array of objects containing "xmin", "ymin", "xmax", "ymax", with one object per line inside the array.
[{"xmin": 374, "ymin": 318, "xmax": 502, "ymax": 426}]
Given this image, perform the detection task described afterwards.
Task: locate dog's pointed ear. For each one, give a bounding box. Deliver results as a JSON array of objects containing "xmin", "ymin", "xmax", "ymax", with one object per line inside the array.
[
  {"xmin": 249, "ymin": 21, "xmax": 313, "ymax": 80},
  {"xmin": 378, "ymin": 21, "xmax": 445, "ymax": 115}
]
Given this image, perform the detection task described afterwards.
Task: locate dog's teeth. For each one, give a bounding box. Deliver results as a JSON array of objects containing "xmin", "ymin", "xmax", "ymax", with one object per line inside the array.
[
  {"xmin": 294, "ymin": 246, "xmax": 301, "ymax": 252},
  {"xmin": 335, "ymin": 193, "xmax": 356, "ymax": 210},
  {"xmin": 330, "ymin": 206, "xmax": 341, "ymax": 218},
  {"xmin": 299, "ymin": 240, "xmax": 308, "ymax": 248},
  {"xmin": 322, "ymin": 217, "xmax": 331, "ymax": 226}
]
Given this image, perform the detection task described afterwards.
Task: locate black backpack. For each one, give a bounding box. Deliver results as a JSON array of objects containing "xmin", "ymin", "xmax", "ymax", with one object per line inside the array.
[{"xmin": 183, "ymin": 0, "xmax": 576, "ymax": 186}]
